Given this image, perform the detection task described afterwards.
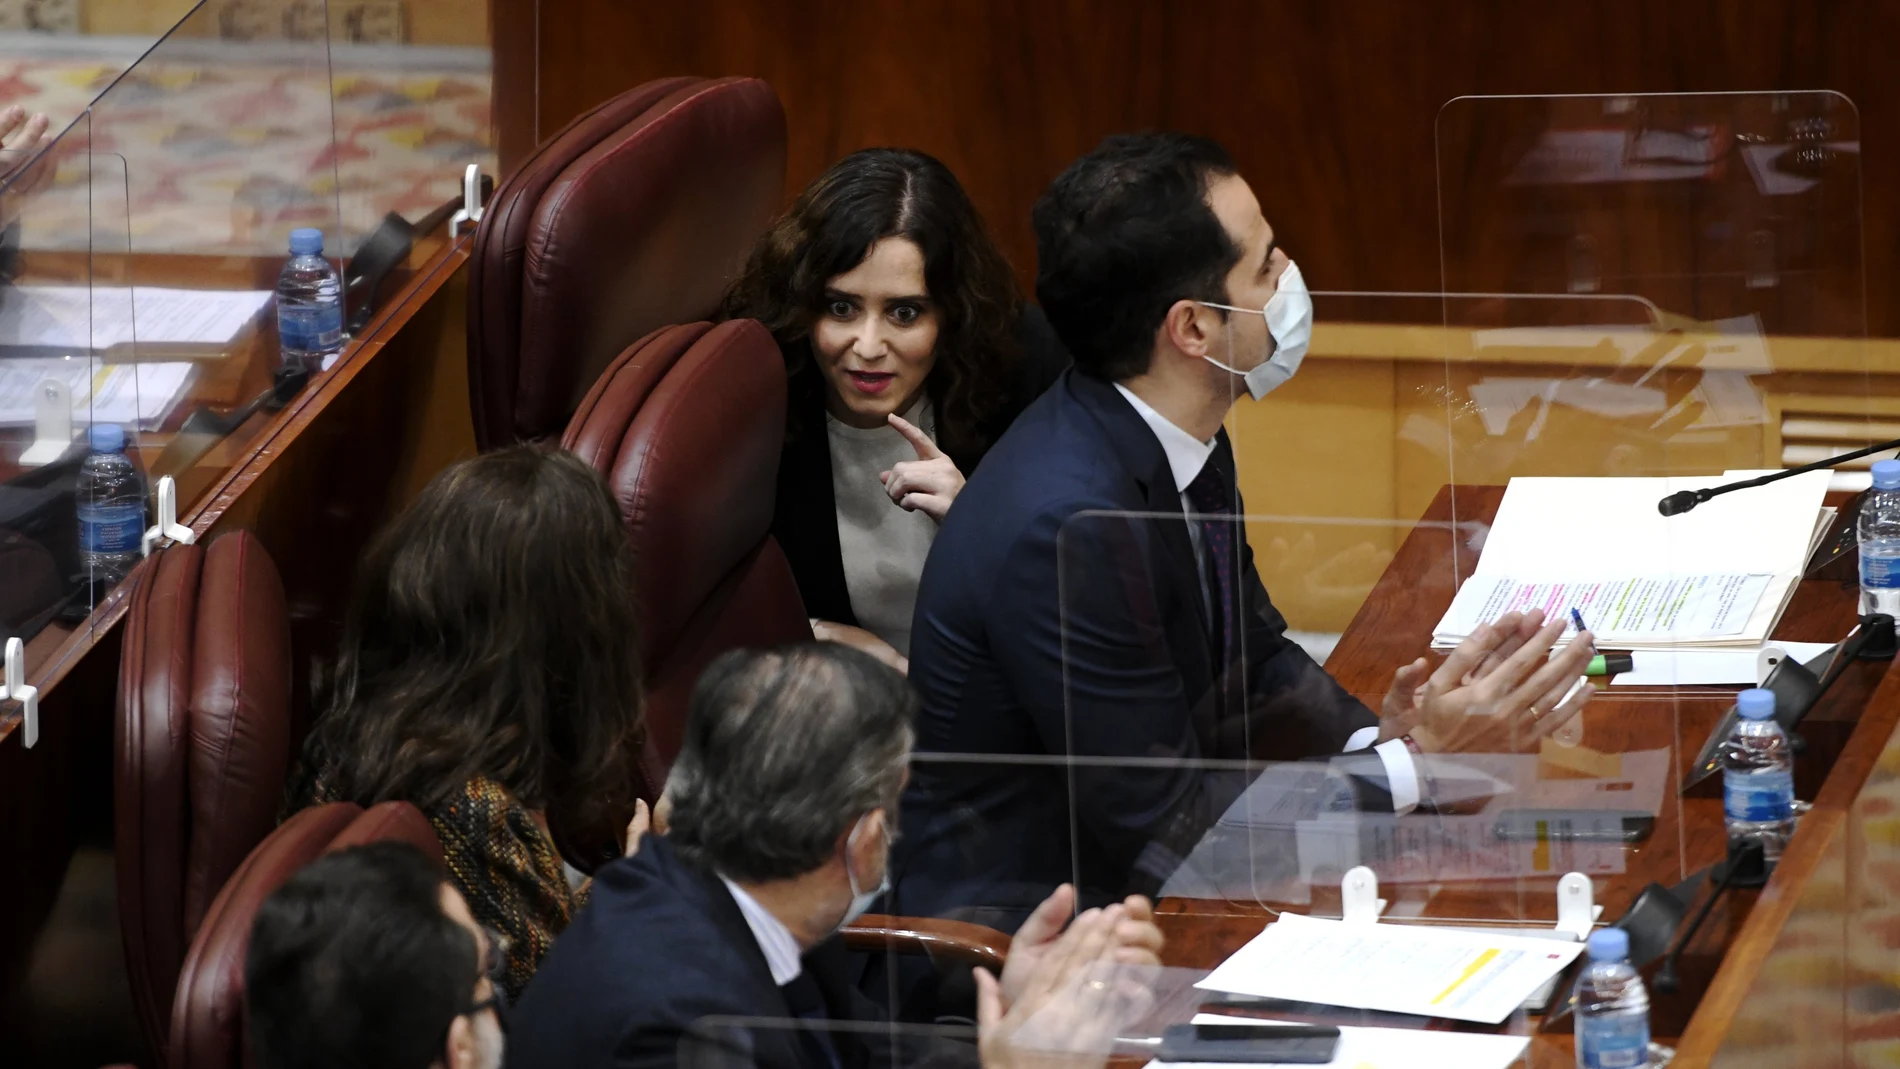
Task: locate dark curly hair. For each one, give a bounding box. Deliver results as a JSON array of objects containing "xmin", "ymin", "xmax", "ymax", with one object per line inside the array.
[
  {"xmin": 301, "ymin": 446, "xmax": 644, "ymax": 841},
  {"xmin": 718, "ymin": 148, "xmax": 1022, "ymax": 456}
]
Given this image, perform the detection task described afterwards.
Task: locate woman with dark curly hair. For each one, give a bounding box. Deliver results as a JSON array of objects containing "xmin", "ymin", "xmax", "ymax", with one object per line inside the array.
[
  {"xmin": 288, "ymin": 446, "xmax": 648, "ymax": 999},
  {"xmin": 720, "ymin": 148, "xmax": 1068, "ymax": 671}
]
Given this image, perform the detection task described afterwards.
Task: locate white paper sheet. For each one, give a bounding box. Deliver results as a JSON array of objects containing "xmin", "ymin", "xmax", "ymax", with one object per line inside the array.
[
  {"xmin": 1142, "ymin": 1013, "xmax": 1530, "ymax": 1069},
  {"xmin": 1609, "ymin": 642, "xmax": 1834, "ymax": 687},
  {"xmin": 1431, "ymin": 472, "xmax": 1829, "ymax": 650},
  {"xmin": 1441, "ymin": 573, "xmax": 1773, "ymax": 643},
  {"xmin": 1195, "ymin": 913, "xmax": 1583, "ymax": 1025},
  {"xmin": 0, "ymin": 285, "xmax": 273, "ymax": 351},
  {"xmin": 0, "ymin": 359, "xmax": 196, "ymax": 428}
]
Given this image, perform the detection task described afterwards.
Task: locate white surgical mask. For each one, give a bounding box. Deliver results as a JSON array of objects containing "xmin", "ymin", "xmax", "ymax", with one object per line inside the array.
[
  {"xmin": 840, "ymin": 812, "xmax": 890, "ymax": 928},
  {"xmin": 1200, "ymin": 260, "xmax": 1314, "ymax": 400}
]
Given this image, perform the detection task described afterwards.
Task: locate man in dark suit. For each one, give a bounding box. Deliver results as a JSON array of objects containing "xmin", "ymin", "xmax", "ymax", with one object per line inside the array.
[
  {"xmin": 895, "ymin": 133, "xmax": 1598, "ymax": 928},
  {"xmin": 507, "ymin": 643, "xmax": 1162, "ymax": 1069}
]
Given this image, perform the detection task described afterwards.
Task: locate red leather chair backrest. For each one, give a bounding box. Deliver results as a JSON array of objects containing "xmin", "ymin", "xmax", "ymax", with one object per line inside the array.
[
  {"xmin": 166, "ymin": 801, "xmax": 443, "ymax": 1069},
  {"xmin": 468, "ymin": 76, "xmax": 787, "ymax": 449},
  {"xmin": 562, "ymin": 320, "xmax": 810, "ymax": 794},
  {"xmin": 116, "ymin": 530, "xmax": 292, "ymax": 1065}
]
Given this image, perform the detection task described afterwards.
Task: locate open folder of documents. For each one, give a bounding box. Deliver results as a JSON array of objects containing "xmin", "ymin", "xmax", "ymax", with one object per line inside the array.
[
  {"xmin": 1432, "ymin": 472, "xmax": 1833, "ymax": 651},
  {"xmin": 1195, "ymin": 913, "xmax": 1583, "ymax": 1024}
]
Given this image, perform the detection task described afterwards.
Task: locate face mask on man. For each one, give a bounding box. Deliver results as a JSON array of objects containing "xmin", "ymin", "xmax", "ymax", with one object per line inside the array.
[
  {"xmin": 1199, "ymin": 260, "xmax": 1314, "ymax": 401},
  {"xmin": 840, "ymin": 812, "xmax": 890, "ymax": 929}
]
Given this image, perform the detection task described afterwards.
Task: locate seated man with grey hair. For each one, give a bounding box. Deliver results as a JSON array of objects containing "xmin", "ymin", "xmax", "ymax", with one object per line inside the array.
[{"xmin": 507, "ymin": 643, "xmax": 1161, "ymax": 1069}]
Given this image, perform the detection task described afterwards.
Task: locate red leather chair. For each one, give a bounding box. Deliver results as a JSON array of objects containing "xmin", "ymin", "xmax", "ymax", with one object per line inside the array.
[
  {"xmin": 562, "ymin": 319, "xmax": 810, "ymax": 797},
  {"xmin": 166, "ymin": 801, "xmax": 443, "ymax": 1069},
  {"xmin": 115, "ymin": 531, "xmax": 292, "ymax": 1066},
  {"xmin": 467, "ymin": 76, "xmax": 787, "ymax": 450}
]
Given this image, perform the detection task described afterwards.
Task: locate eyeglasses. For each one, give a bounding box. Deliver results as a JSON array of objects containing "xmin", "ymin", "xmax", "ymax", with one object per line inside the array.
[{"xmin": 460, "ymin": 925, "xmax": 512, "ymax": 1034}]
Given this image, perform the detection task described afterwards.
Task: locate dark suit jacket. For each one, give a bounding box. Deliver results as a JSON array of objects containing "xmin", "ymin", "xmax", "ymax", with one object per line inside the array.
[
  {"xmin": 509, "ymin": 838, "xmax": 923, "ymax": 1069},
  {"xmin": 894, "ymin": 369, "xmax": 1394, "ymax": 928},
  {"xmin": 772, "ymin": 306, "xmax": 1070, "ymax": 627}
]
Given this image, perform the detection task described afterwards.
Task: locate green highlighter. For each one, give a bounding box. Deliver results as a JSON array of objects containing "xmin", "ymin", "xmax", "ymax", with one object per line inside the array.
[{"xmin": 1586, "ymin": 653, "xmax": 1635, "ymax": 677}]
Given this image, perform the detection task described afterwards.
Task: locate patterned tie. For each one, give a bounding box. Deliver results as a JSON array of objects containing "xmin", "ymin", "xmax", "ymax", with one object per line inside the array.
[{"xmin": 1183, "ymin": 456, "xmax": 1238, "ymax": 670}]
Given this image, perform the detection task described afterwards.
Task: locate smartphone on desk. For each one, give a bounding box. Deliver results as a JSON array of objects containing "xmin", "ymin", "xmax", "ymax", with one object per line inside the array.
[
  {"xmin": 1492, "ymin": 808, "xmax": 1654, "ymax": 844},
  {"xmin": 1156, "ymin": 1023, "xmax": 1341, "ymax": 1064}
]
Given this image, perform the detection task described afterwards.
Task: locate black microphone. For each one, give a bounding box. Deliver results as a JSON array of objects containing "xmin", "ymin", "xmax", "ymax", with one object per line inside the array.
[
  {"xmin": 1654, "ymin": 840, "xmax": 1768, "ymax": 994},
  {"xmin": 1656, "ymin": 436, "xmax": 1900, "ymax": 516}
]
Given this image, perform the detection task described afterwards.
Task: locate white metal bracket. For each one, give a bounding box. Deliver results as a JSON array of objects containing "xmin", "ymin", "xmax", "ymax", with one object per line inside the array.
[
  {"xmin": 1555, "ymin": 871, "xmax": 1598, "ymax": 940},
  {"xmin": 1340, "ymin": 866, "xmax": 1387, "ymax": 924},
  {"xmin": 449, "ymin": 164, "xmax": 485, "ymax": 236},
  {"xmin": 1756, "ymin": 644, "xmax": 1790, "ymax": 685},
  {"xmin": 141, "ymin": 476, "xmax": 195, "ymax": 557},
  {"xmin": 4, "ymin": 637, "xmax": 39, "ymax": 748},
  {"xmin": 18, "ymin": 377, "xmax": 74, "ymax": 467}
]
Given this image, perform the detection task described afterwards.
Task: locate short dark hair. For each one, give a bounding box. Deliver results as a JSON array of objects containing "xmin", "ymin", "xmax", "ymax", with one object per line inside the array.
[
  {"xmin": 1032, "ymin": 133, "xmax": 1241, "ymax": 380},
  {"xmin": 246, "ymin": 842, "xmax": 479, "ymax": 1069},
  {"xmin": 303, "ymin": 446, "xmax": 644, "ymax": 837},
  {"xmin": 666, "ymin": 644, "xmax": 914, "ymax": 883},
  {"xmin": 718, "ymin": 148, "xmax": 1024, "ymax": 456}
]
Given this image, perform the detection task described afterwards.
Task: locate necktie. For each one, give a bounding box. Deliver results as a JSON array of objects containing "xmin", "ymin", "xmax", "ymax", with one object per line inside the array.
[
  {"xmin": 778, "ymin": 971, "xmax": 843, "ymax": 1069},
  {"xmin": 1183, "ymin": 456, "xmax": 1238, "ymax": 669}
]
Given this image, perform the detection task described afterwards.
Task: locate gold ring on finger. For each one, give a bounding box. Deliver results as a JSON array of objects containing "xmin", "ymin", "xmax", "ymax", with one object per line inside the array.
[{"xmin": 1528, "ymin": 705, "xmax": 1544, "ymax": 720}]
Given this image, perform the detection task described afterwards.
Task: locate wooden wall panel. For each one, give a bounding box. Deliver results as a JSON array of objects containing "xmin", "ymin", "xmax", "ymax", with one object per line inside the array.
[{"xmin": 496, "ymin": 0, "xmax": 1900, "ymax": 334}]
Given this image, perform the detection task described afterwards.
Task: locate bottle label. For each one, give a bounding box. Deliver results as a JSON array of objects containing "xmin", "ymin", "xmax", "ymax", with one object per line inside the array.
[
  {"xmin": 1861, "ymin": 546, "xmax": 1900, "ymax": 589},
  {"xmin": 78, "ymin": 504, "xmax": 145, "ymax": 554},
  {"xmin": 1724, "ymin": 768, "xmax": 1795, "ymax": 822},
  {"xmin": 278, "ymin": 301, "xmax": 344, "ymax": 354},
  {"xmin": 1578, "ymin": 1012, "xmax": 1650, "ymax": 1069}
]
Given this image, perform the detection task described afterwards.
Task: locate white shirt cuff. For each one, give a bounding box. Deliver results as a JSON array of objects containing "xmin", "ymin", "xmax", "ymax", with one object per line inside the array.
[
  {"xmin": 1372, "ymin": 738, "xmax": 1421, "ymax": 816},
  {"xmin": 1343, "ymin": 725, "xmax": 1380, "ymax": 752}
]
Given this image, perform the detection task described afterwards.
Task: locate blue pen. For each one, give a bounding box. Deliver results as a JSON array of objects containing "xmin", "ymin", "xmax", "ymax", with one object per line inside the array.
[{"xmin": 1570, "ymin": 607, "xmax": 1587, "ymax": 633}]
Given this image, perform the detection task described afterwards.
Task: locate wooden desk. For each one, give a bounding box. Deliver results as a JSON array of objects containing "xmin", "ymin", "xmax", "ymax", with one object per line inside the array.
[{"xmin": 1157, "ymin": 484, "xmax": 1900, "ymax": 1068}]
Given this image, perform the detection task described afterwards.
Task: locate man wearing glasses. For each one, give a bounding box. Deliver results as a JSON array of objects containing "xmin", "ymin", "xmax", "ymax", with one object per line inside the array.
[{"xmin": 245, "ymin": 840, "xmax": 509, "ymax": 1069}]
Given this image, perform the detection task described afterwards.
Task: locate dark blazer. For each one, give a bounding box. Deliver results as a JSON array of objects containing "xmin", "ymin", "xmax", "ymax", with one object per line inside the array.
[
  {"xmin": 772, "ymin": 306, "xmax": 1070, "ymax": 627},
  {"xmin": 509, "ymin": 837, "xmax": 919, "ymax": 1069},
  {"xmin": 893, "ymin": 368, "xmax": 1393, "ymax": 929}
]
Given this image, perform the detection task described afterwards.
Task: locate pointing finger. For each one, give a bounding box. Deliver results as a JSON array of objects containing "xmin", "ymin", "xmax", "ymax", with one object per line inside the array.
[{"xmin": 888, "ymin": 413, "xmax": 946, "ymax": 460}]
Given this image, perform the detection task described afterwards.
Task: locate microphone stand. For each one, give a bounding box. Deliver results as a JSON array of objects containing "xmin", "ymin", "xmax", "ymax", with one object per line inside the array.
[
  {"xmin": 1657, "ymin": 437, "xmax": 1900, "ymax": 516},
  {"xmin": 1654, "ymin": 841, "xmax": 1768, "ymax": 994}
]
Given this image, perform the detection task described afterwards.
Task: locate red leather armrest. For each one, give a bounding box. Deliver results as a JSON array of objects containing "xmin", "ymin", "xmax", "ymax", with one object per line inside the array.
[{"xmin": 841, "ymin": 914, "xmax": 1011, "ymax": 972}]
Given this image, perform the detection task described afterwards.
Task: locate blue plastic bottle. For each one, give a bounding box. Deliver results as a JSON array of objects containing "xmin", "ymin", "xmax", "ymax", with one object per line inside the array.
[
  {"xmin": 1575, "ymin": 928, "xmax": 1650, "ymax": 1069},
  {"xmin": 76, "ymin": 424, "xmax": 147, "ymax": 588},
  {"xmin": 275, "ymin": 227, "xmax": 345, "ymax": 372}
]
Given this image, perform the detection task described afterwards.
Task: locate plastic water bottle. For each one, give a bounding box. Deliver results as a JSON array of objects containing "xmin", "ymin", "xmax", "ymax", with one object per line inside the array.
[
  {"xmin": 275, "ymin": 227, "xmax": 345, "ymax": 372},
  {"xmin": 1861, "ymin": 459, "xmax": 1900, "ymax": 616},
  {"xmin": 76, "ymin": 424, "xmax": 147, "ymax": 589},
  {"xmin": 1575, "ymin": 928, "xmax": 1650, "ymax": 1069},
  {"xmin": 1720, "ymin": 688, "xmax": 1796, "ymax": 863}
]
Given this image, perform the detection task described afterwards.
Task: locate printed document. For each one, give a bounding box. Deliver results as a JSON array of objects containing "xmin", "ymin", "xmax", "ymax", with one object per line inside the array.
[
  {"xmin": 0, "ymin": 285, "xmax": 273, "ymax": 352},
  {"xmin": 1441, "ymin": 573, "xmax": 1773, "ymax": 644},
  {"xmin": 0, "ymin": 359, "xmax": 195, "ymax": 429},
  {"xmin": 1195, "ymin": 913, "xmax": 1583, "ymax": 1024},
  {"xmin": 1431, "ymin": 472, "xmax": 1830, "ymax": 649}
]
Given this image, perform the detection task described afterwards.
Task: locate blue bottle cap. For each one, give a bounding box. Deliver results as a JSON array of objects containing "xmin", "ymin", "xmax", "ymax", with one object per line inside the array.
[
  {"xmin": 288, "ymin": 228, "xmax": 324, "ymax": 256},
  {"xmin": 1737, "ymin": 687, "xmax": 1776, "ymax": 721},
  {"xmin": 1587, "ymin": 927, "xmax": 1629, "ymax": 961},
  {"xmin": 1874, "ymin": 459, "xmax": 1900, "ymax": 490},
  {"xmin": 88, "ymin": 423, "xmax": 125, "ymax": 454}
]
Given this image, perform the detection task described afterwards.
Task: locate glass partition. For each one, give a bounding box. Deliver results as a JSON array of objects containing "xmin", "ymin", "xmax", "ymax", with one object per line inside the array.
[
  {"xmin": 0, "ymin": 0, "xmax": 494, "ymax": 700},
  {"xmin": 0, "ymin": 110, "xmax": 135, "ymax": 692}
]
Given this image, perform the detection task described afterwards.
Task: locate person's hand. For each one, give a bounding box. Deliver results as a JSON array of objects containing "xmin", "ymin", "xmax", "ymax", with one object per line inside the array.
[
  {"xmin": 651, "ymin": 791, "xmax": 672, "ymax": 836},
  {"xmin": 622, "ymin": 798, "xmax": 651, "ymax": 857},
  {"xmin": 1378, "ymin": 610, "xmax": 1596, "ymax": 754},
  {"xmin": 809, "ymin": 619, "xmax": 909, "ymax": 675},
  {"xmin": 0, "ymin": 106, "xmax": 50, "ymax": 182},
  {"xmin": 880, "ymin": 414, "xmax": 965, "ymax": 523},
  {"xmin": 975, "ymin": 905, "xmax": 1155, "ymax": 1069},
  {"xmin": 999, "ymin": 885, "xmax": 1164, "ymax": 1005}
]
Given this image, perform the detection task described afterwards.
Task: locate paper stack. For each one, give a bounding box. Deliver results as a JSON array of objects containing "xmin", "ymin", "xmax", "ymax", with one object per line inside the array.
[{"xmin": 1432, "ymin": 472, "xmax": 1833, "ymax": 651}]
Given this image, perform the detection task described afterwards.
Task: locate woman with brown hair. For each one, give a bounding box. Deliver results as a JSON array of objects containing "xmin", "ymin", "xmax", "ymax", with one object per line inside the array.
[
  {"xmin": 720, "ymin": 148, "xmax": 1068, "ymax": 672},
  {"xmin": 289, "ymin": 445, "xmax": 646, "ymax": 999}
]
